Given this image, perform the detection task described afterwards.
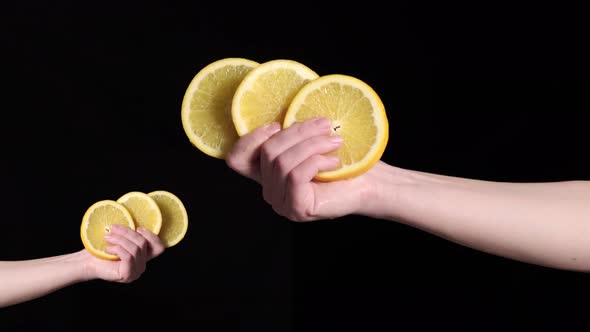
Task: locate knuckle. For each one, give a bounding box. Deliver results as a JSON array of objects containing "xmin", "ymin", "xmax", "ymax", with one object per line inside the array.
[
  {"xmin": 260, "ymin": 142, "xmax": 274, "ymax": 163},
  {"xmin": 123, "ymin": 276, "xmax": 136, "ymax": 284},
  {"xmin": 287, "ymin": 211, "xmax": 305, "ymax": 222},
  {"xmin": 154, "ymin": 246, "xmax": 165, "ymax": 256},
  {"xmin": 274, "ymin": 155, "xmax": 289, "ymax": 175},
  {"xmin": 296, "ymin": 122, "xmax": 309, "ymax": 135},
  {"xmin": 116, "ymin": 251, "xmax": 127, "ymax": 261},
  {"xmin": 225, "ymin": 153, "xmax": 241, "ymax": 171},
  {"xmin": 293, "ymin": 210, "xmax": 311, "ymax": 222},
  {"xmin": 272, "ymin": 205, "xmax": 285, "ymax": 218},
  {"xmin": 286, "ymin": 168, "xmax": 300, "ymax": 185},
  {"xmin": 262, "ymin": 188, "xmax": 273, "ymax": 205},
  {"xmin": 120, "ymin": 272, "xmax": 132, "ymax": 283},
  {"xmin": 287, "ymin": 196, "xmax": 311, "ymax": 222}
]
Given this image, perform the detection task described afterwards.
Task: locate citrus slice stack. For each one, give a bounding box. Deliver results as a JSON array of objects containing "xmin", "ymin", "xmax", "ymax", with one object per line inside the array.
[
  {"xmin": 181, "ymin": 57, "xmax": 259, "ymax": 159},
  {"xmin": 80, "ymin": 200, "xmax": 136, "ymax": 260},
  {"xmin": 232, "ymin": 59, "xmax": 319, "ymax": 136},
  {"xmin": 116, "ymin": 191, "xmax": 163, "ymax": 235},
  {"xmin": 181, "ymin": 57, "xmax": 389, "ymax": 181},
  {"xmin": 148, "ymin": 190, "xmax": 189, "ymax": 248},
  {"xmin": 283, "ymin": 74, "xmax": 389, "ymax": 181}
]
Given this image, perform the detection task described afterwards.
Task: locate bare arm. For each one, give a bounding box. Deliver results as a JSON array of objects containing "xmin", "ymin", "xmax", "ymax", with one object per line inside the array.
[
  {"xmin": 361, "ymin": 162, "xmax": 590, "ymax": 272},
  {"xmin": 0, "ymin": 226, "xmax": 164, "ymax": 308},
  {"xmin": 226, "ymin": 118, "xmax": 590, "ymax": 272},
  {"xmin": 0, "ymin": 251, "xmax": 91, "ymax": 307}
]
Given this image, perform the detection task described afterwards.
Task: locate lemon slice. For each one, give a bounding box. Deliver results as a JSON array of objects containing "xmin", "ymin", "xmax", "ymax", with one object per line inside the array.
[
  {"xmin": 80, "ymin": 200, "xmax": 136, "ymax": 260},
  {"xmin": 283, "ymin": 74, "xmax": 389, "ymax": 181},
  {"xmin": 116, "ymin": 191, "xmax": 163, "ymax": 235},
  {"xmin": 148, "ymin": 190, "xmax": 188, "ymax": 248},
  {"xmin": 181, "ymin": 57, "xmax": 259, "ymax": 159},
  {"xmin": 231, "ymin": 59, "xmax": 319, "ymax": 136}
]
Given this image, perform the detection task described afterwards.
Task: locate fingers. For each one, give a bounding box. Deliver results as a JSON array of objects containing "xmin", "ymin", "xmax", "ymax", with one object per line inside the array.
[
  {"xmin": 227, "ymin": 117, "xmax": 343, "ymax": 222},
  {"xmin": 136, "ymin": 227, "xmax": 165, "ymax": 260},
  {"xmin": 267, "ymin": 134, "xmax": 343, "ymax": 207},
  {"xmin": 226, "ymin": 122, "xmax": 282, "ymax": 182},
  {"xmin": 226, "ymin": 117, "xmax": 334, "ymax": 187},
  {"xmin": 106, "ymin": 245, "xmax": 131, "ymax": 262},
  {"xmin": 110, "ymin": 225, "xmax": 148, "ymax": 249},
  {"xmin": 260, "ymin": 118, "xmax": 332, "ymax": 174},
  {"xmin": 272, "ymin": 134, "xmax": 343, "ymax": 185},
  {"xmin": 108, "ymin": 225, "xmax": 166, "ymax": 261},
  {"xmin": 288, "ymin": 154, "xmax": 341, "ymax": 186},
  {"xmin": 260, "ymin": 118, "xmax": 333, "ymax": 204},
  {"xmin": 105, "ymin": 245, "xmax": 137, "ymax": 283},
  {"xmin": 101, "ymin": 226, "xmax": 163, "ymax": 284},
  {"xmin": 283, "ymin": 155, "xmax": 341, "ymax": 222},
  {"xmin": 106, "ymin": 226, "xmax": 147, "ymax": 262}
]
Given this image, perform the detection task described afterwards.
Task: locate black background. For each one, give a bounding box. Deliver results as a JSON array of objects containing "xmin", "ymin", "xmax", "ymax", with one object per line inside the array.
[{"xmin": 1, "ymin": 1, "xmax": 589, "ymax": 331}]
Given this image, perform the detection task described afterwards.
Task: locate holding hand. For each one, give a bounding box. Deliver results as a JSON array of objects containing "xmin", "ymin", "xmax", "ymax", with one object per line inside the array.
[
  {"xmin": 226, "ymin": 118, "xmax": 380, "ymax": 221},
  {"xmin": 226, "ymin": 116, "xmax": 590, "ymax": 273},
  {"xmin": 1, "ymin": 226, "xmax": 165, "ymax": 308},
  {"xmin": 83, "ymin": 225, "xmax": 165, "ymax": 283}
]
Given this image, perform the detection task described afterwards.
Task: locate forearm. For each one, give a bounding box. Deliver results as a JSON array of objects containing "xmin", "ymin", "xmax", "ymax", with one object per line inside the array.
[
  {"xmin": 363, "ymin": 162, "xmax": 590, "ymax": 272},
  {"xmin": 0, "ymin": 251, "xmax": 91, "ymax": 308}
]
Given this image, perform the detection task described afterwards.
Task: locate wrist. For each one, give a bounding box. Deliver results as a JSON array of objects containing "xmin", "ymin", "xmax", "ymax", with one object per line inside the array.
[
  {"xmin": 356, "ymin": 161, "xmax": 419, "ymax": 221},
  {"xmin": 70, "ymin": 250, "xmax": 98, "ymax": 282}
]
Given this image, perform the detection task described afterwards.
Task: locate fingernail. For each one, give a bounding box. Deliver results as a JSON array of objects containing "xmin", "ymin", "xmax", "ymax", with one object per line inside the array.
[
  {"xmin": 329, "ymin": 135, "xmax": 343, "ymax": 144},
  {"xmin": 265, "ymin": 122, "xmax": 281, "ymax": 134},
  {"xmin": 313, "ymin": 117, "xmax": 329, "ymax": 127}
]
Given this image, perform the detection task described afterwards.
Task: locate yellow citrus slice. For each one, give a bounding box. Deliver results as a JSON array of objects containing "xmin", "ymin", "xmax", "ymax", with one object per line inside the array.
[
  {"xmin": 148, "ymin": 190, "xmax": 188, "ymax": 248},
  {"xmin": 231, "ymin": 59, "xmax": 319, "ymax": 136},
  {"xmin": 116, "ymin": 191, "xmax": 163, "ymax": 235},
  {"xmin": 181, "ymin": 57, "xmax": 259, "ymax": 159},
  {"xmin": 283, "ymin": 74, "xmax": 389, "ymax": 182},
  {"xmin": 80, "ymin": 200, "xmax": 136, "ymax": 260}
]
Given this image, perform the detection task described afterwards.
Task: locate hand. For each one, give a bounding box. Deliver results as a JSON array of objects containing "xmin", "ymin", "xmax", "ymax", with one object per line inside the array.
[
  {"xmin": 226, "ymin": 117, "xmax": 378, "ymax": 221},
  {"xmin": 81, "ymin": 225, "xmax": 165, "ymax": 283}
]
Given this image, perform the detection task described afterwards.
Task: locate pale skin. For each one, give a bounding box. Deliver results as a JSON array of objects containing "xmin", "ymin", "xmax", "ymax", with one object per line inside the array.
[
  {"xmin": 0, "ymin": 225, "xmax": 164, "ymax": 308},
  {"xmin": 226, "ymin": 117, "xmax": 590, "ymax": 272}
]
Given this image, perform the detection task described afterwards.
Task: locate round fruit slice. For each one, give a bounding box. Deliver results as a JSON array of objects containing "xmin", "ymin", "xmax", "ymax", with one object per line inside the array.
[
  {"xmin": 232, "ymin": 59, "xmax": 319, "ymax": 136},
  {"xmin": 181, "ymin": 57, "xmax": 259, "ymax": 159},
  {"xmin": 148, "ymin": 190, "xmax": 188, "ymax": 248},
  {"xmin": 80, "ymin": 200, "xmax": 136, "ymax": 260},
  {"xmin": 283, "ymin": 74, "xmax": 389, "ymax": 182},
  {"xmin": 116, "ymin": 191, "xmax": 163, "ymax": 235}
]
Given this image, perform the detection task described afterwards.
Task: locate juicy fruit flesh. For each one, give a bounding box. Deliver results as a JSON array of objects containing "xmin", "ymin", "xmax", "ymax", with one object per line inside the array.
[
  {"xmin": 119, "ymin": 196, "xmax": 160, "ymax": 233},
  {"xmin": 151, "ymin": 194, "xmax": 186, "ymax": 247},
  {"xmin": 85, "ymin": 205, "xmax": 132, "ymax": 253},
  {"xmin": 237, "ymin": 68, "xmax": 315, "ymax": 133},
  {"xmin": 293, "ymin": 82, "xmax": 378, "ymax": 169},
  {"xmin": 187, "ymin": 64, "xmax": 254, "ymax": 155}
]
